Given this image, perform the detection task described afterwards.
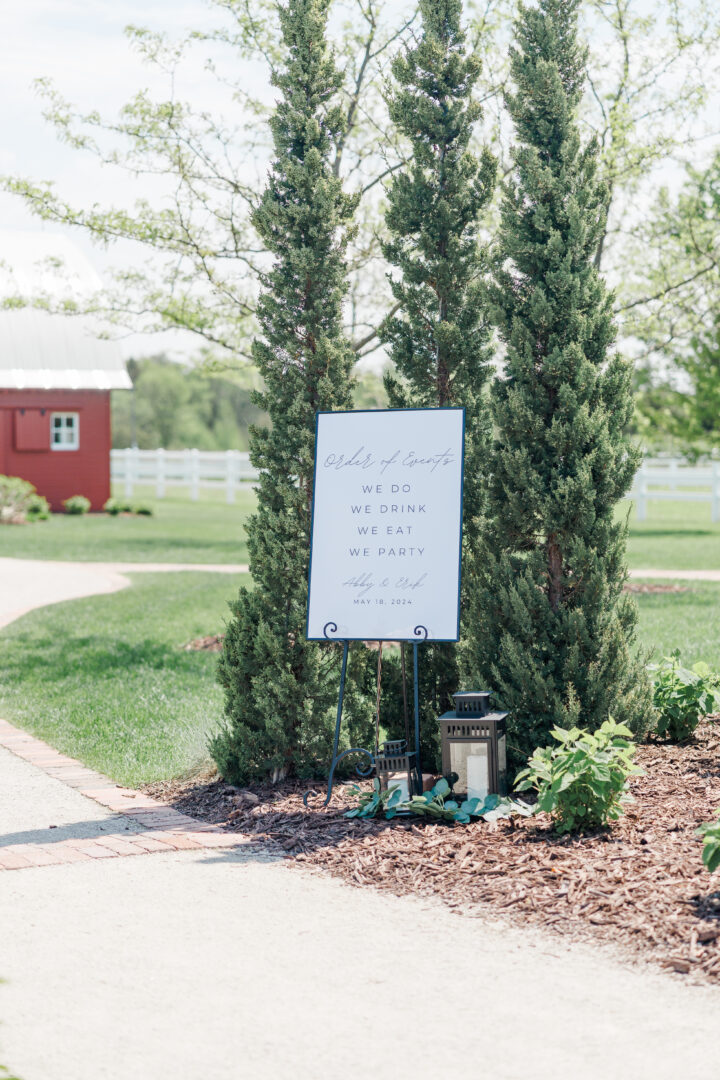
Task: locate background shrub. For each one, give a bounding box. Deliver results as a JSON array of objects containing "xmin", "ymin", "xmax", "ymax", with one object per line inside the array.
[
  {"xmin": 103, "ymin": 497, "xmax": 121, "ymax": 515},
  {"xmin": 515, "ymin": 719, "xmax": 642, "ymax": 833},
  {"xmin": 26, "ymin": 493, "xmax": 51, "ymax": 521},
  {"xmin": 651, "ymin": 651, "xmax": 719, "ymax": 742},
  {"xmin": 63, "ymin": 495, "xmax": 91, "ymax": 516},
  {"xmin": 0, "ymin": 475, "xmax": 40, "ymax": 524}
]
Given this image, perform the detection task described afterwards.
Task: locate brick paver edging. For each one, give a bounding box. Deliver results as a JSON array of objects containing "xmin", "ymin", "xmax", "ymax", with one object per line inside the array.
[{"xmin": 0, "ymin": 719, "xmax": 245, "ymax": 871}]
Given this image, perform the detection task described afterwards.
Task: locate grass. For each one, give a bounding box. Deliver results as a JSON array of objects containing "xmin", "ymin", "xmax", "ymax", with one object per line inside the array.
[
  {"xmin": 622, "ymin": 499, "xmax": 720, "ymax": 571},
  {"xmin": 0, "ymin": 486, "xmax": 254, "ymax": 564},
  {"xmin": 0, "ymin": 572, "xmax": 247, "ymax": 786},
  {"xmin": 621, "ymin": 498, "xmax": 716, "ymax": 574},
  {"xmin": 634, "ymin": 581, "xmax": 720, "ymax": 670}
]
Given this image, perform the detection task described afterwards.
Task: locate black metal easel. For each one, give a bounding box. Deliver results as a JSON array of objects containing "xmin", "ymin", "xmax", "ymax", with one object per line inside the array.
[{"xmin": 303, "ymin": 621, "xmax": 427, "ymax": 808}]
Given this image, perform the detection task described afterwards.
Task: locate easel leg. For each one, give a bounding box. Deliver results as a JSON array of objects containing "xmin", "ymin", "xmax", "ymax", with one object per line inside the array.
[
  {"xmin": 413, "ymin": 642, "xmax": 422, "ymax": 792},
  {"xmin": 304, "ymin": 640, "xmax": 350, "ymax": 808}
]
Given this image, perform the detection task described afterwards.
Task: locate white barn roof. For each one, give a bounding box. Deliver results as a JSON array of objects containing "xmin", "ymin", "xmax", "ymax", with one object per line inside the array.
[{"xmin": 0, "ymin": 232, "xmax": 132, "ymax": 391}]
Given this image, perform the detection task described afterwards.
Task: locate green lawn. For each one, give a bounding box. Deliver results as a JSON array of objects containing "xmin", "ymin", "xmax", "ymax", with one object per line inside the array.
[
  {"xmin": 0, "ymin": 572, "xmax": 247, "ymax": 786},
  {"xmin": 0, "ymin": 487, "xmax": 254, "ymax": 564},
  {"xmin": 622, "ymin": 500, "xmax": 720, "ymax": 571},
  {"xmin": 634, "ymin": 581, "xmax": 720, "ymax": 669}
]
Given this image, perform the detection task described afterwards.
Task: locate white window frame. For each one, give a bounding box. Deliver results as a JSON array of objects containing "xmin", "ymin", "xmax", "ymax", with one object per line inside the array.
[{"xmin": 50, "ymin": 412, "xmax": 80, "ymax": 451}]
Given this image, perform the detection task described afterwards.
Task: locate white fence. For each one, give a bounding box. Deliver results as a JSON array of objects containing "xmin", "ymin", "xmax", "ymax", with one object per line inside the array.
[
  {"xmin": 630, "ymin": 459, "xmax": 720, "ymax": 522},
  {"xmin": 111, "ymin": 448, "xmax": 258, "ymax": 503},
  {"xmin": 112, "ymin": 449, "xmax": 720, "ymax": 520}
]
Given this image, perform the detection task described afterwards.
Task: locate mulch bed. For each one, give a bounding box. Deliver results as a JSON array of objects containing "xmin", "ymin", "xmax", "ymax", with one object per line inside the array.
[
  {"xmin": 182, "ymin": 634, "xmax": 225, "ymax": 652},
  {"xmin": 146, "ymin": 717, "xmax": 720, "ymax": 983}
]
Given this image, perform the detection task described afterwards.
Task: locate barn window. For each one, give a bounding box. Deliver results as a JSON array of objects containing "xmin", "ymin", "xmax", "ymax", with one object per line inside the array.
[{"xmin": 50, "ymin": 412, "xmax": 80, "ymax": 451}]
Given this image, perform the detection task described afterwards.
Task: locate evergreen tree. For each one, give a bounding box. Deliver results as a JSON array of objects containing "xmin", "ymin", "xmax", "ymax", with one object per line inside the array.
[
  {"xmin": 212, "ymin": 0, "xmax": 363, "ymax": 783},
  {"xmin": 380, "ymin": 0, "xmax": 495, "ymax": 768},
  {"xmin": 467, "ymin": 0, "xmax": 653, "ymax": 766}
]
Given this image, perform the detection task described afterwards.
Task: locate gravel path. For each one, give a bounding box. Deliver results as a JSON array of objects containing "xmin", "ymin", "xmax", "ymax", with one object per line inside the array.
[{"xmin": 0, "ymin": 558, "xmax": 248, "ymax": 629}]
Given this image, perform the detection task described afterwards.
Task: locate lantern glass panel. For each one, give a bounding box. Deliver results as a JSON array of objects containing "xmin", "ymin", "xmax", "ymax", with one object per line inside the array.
[
  {"xmin": 498, "ymin": 734, "xmax": 507, "ymax": 777},
  {"xmin": 450, "ymin": 741, "xmax": 490, "ymax": 800},
  {"xmin": 384, "ymin": 770, "xmax": 410, "ymax": 801}
]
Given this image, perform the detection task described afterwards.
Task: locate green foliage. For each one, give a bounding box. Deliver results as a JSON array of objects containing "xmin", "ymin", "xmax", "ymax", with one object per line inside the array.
[
  {"xmin": 345, "ymin": 776, "xmax": 533, "ymax": 825},
  {"xmin": 515, "ymin": 719, "xmax": 642, "ymax": 834},
  {"xmin": 344, "ymin": 777, "xmax": 407, "ymax": 819},
  {"xmin": 104, "ymin": 498, "xmax": 154, "ymax": 517},
  {"xmin": 466, "ymin": 0, "xmax": 653, "ymax": 765},
  {"xmin": 25, "ymin": 493, "xmax": 50, "ymax": 521},
  {"xmin": 63, "ymin": 495, "xmax": 91, "ymax": 516},
  {"xmin": 650, "ymin": 651, "xmax": 719, "ymax": 743},
  {"xmin": 213, "ymin": 0, "xmax": 369, "ymax": 784},
  {"xmin": 112, "ymin": 356, "xmax": 268, "ymax": 451},
  {"xmin": 380, "ymin": 0, "xmax": 495, "ymax": 767},
  {"xmin": 0, "ymin": 474, "xmax": 39, "ymax": 524},
  {"xmin": 697, "ymin": 813, "xmax": 720, "ymax": 874}
]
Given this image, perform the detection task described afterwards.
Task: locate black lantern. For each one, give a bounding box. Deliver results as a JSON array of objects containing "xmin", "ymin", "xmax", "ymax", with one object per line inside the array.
[
  {"xmin": 439, "ymin": 692, "xmax": 508, "ymax": 800},
  {"xmin": 374, "ymin": 739, "xmax": 418, "ymax": 801}
]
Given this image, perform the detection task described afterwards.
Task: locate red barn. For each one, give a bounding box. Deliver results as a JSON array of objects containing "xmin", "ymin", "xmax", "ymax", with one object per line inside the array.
[{"xmin": 0, "ymin": 309, "xmax": 131, "ymax": 511}]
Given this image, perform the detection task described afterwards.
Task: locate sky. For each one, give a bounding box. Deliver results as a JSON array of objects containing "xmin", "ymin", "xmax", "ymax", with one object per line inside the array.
[
  {"xmin": 2, "ymin": 0, "xmax": 717, "ymax": 367},
  {"xmin": 0, "ymin": 1, "xmax": 232, "ymax": 359}
]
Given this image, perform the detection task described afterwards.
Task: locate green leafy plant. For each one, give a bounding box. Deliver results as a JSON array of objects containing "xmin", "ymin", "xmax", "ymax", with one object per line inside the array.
[
  {"xmin": 25, "ymin": 493, "xmax": 50, "ymax": 521},
  {"xmin": 515, "ymin": 719, "xmax": 642, "ymax": 834},
  {"xmin": 103, "ymin": 497, "xmax": 121, "ymax": 515},
  {"xmin": 651, "ymin": 651, "xmax": 719, "ymax": 742},
  {"xmin": 344, "ymin": 778, "xmax": 406, "ymax": 820},
  {"xmin": 133, "ymin": 504, "xmax": 153, "ymax": 516},
  {"xmin": 0, "ymin": 474, "xmax": 38, "ymax": 524},
  {"xmin": 345, "ymin": 777, "xmax": 533, "ymax": 825},
  {"xmin": 698, "ymin": 813, "xmax": 720, "ymax": 874},
  {"xmin": 63, "ymin": 495, "xmax": 91, "ymax": 515}
]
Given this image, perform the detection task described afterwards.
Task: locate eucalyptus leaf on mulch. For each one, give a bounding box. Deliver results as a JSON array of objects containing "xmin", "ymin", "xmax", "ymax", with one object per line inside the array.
[{"xmin": 146, "ymin": 718, "xmax": 720, "ymax": 983}]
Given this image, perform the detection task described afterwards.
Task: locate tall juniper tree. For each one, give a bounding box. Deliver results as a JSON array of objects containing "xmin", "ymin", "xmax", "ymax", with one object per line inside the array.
[
  {"xmin": 380, "ymin": 0, "xmax": 495, "ymax": 768},
  {"xmin": 212, "ymin": 0, "xmax": 360, "ymax": 783},
  {"xmin": 467, "ymin": 0, "xmax": 653, "ymax": 765}
]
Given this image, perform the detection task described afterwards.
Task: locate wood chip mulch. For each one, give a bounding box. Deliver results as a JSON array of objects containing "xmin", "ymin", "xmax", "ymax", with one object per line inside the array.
[
  {"xmin": 182, "ymin": 634, "xmax": 225, "ymax": 652},
  {"xmin": 145, "ymin": 717, "xmax": 720, "ymax": 983}
]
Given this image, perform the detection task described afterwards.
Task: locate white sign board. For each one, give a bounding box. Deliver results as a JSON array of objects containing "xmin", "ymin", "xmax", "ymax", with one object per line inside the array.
[{"xmin": 306, "ymin": 408, "xmax": 465, "ymax": 641}]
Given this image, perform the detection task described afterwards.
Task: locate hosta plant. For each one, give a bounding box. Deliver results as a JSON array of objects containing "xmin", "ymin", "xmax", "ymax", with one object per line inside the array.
[
  {"xmin": 651, "ymin": 651, "xmax": 719, "ymax": 742},
  {"xmin": 514, "ymin": 719, "xmax": 642, "ymax": 834},
  {"xmin": 344, "ymin": 778, "xmax": 533, "ymax": 825},
  {"xmin": 698, "ymin": 814, "xmax": 720, "ymax": 874}
]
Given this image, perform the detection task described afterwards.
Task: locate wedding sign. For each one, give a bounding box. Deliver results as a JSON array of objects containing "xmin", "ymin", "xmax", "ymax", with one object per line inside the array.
[{"xmin": 306, "ymin": 408, "xmax": 465, "ymax": 641}]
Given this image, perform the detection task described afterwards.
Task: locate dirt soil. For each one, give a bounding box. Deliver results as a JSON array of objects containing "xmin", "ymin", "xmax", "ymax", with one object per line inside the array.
[{"xmin": 146, "ymin": 717, "xmax": 720, "ymax": 984}]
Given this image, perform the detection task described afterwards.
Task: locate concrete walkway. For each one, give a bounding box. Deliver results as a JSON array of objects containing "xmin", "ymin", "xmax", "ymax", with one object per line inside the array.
[{"xmin": 1, "ymin": 726, "xmax": 720, "ymax": 1080}]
